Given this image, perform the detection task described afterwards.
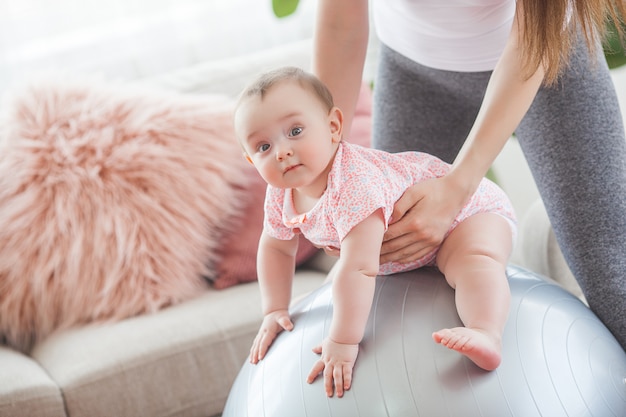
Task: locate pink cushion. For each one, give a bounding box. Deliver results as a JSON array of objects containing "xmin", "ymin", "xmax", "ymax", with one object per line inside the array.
[{"xmin": 0, "ymin": 80, "xmax": 248, "ymax": 351}]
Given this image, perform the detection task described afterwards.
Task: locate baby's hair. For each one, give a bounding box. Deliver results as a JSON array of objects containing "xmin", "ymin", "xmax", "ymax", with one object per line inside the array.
[{"xmin": 237, "ymin": 66, "xmax": 335, "ymax": 112}]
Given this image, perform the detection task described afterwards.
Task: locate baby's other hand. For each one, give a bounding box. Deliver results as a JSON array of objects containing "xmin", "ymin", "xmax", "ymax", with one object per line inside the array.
[
  {"xmin": 249, "ymin": 310, "xmax": 293, "ymax": 364},
  {"xmin": 307, "ymin": 338, "xmax": 359, "ymax": 398}
]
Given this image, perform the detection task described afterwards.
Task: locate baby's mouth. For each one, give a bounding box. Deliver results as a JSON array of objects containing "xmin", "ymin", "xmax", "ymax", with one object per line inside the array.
[{"xmin": 283, "ymin": 164, "xmax": 302, "ymax": 174}]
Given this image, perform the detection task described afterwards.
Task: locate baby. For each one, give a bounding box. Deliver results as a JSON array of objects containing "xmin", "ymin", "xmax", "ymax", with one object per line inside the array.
[{"xmin": 233, "ymin": 66, "xmax": 516, "ymax": 398}]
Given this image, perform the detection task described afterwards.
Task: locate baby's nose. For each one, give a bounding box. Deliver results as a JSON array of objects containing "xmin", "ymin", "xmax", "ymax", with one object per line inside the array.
[{"xmin": 275, "ymin": 146, "xmax": 293, "ymax": 160}]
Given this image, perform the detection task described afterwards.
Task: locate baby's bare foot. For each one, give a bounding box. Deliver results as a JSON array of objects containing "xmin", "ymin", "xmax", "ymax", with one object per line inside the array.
[{"xmin": 432, "ymin": 327, "xmax": 501, "ymax": 371}]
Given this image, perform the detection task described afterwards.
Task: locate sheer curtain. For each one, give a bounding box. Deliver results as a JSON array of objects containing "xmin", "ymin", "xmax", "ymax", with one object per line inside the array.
[{"xmin": 0, "ymin": 0, "xmax": 316, "ymax": 94}]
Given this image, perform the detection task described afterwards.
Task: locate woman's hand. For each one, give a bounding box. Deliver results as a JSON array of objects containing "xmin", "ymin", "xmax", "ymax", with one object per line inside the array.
[
  {"xmin": 307, "ymin": 338, "xmax": 359, "ymax": 398},
  {"xmin": 381, "ymin": 176, "xmax": 469, "ymax": 264},
  {"xmin": 249, "ymin": 309, "xmax": 294, "ymax": 364}
]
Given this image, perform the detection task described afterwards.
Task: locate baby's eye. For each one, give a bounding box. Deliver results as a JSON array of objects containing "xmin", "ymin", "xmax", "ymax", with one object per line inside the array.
[
  {"xmin": 258, "ymin": 143, "xmax": 271, "ymax": 153},
  {"xmin": 289, "ymin": 126, "xmax": 303, "ymax": 137}
]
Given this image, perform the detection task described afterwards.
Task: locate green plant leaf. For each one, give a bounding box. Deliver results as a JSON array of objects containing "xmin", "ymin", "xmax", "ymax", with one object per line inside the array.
[
  {"xmin": 604, "ymin": 15, "xmax": 626, "ymax": 69},
  {"xmin": 272, "ymin": 0, "xmax": 299, "ymax": 18}
]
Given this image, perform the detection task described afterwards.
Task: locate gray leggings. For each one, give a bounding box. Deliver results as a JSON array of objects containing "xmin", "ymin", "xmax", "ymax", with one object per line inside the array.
[{"xmin": 373, "ymin": 40, "xmax": 626, "ymax": 348}]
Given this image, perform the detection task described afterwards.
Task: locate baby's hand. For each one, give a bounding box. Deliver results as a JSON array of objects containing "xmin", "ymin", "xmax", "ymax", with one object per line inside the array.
[
  {"xmin": 307, "ymin": 338, "xmax": 359, "ymax": 397},
  {"xmin": 249, "ymin": 310, "xmax": 293, "ymax": 364}
]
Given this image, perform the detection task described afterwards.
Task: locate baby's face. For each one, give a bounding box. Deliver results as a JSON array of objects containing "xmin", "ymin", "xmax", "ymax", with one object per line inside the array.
[{"xmin": 234, "ymin": 81, "xmax": 341, "ymax": 193}]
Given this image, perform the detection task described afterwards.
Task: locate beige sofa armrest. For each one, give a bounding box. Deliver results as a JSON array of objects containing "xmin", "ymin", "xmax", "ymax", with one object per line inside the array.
[{"xmin": 0, "ymin": 347, "xmax": 66, "ymax": 417}]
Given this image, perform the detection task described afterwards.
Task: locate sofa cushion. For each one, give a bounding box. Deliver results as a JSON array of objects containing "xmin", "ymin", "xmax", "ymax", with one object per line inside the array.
[
  {"xmin": 30, "ymin": 270, "xmax": 325, "ymax": 417},
  {"xmin": 0, "ymin": 347, "xmax": 66, "ymax": 417}
]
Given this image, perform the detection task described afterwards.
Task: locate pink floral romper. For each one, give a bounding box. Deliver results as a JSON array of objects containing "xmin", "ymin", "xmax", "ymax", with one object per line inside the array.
[{"xmin": 264, "ymin": 141, "xmax": 516, "ymax": 275}]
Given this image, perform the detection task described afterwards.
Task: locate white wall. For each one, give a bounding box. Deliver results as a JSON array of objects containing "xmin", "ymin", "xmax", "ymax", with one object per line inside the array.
[{"xmin": 0, "ymin": 0, "xmax": 318, "ymax": 95}]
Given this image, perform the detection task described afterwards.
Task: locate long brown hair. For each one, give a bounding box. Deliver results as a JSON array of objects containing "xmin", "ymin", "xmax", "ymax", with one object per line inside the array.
[{"xmin": 519, "ymin": 0, "xmax": 626, "ymax": 84}]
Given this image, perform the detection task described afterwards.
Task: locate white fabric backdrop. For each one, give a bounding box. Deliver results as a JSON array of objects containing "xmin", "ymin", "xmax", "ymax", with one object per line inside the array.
[{"xmin": 0, "ymin": 0, "xmax": 317, "ymax": 95}]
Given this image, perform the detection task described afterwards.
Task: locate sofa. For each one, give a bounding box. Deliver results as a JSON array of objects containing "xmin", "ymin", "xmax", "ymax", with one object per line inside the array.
[
  {"xmin": 0, "ymin": 253, "xmax": 331, "ymax": 417},
  {"xmin": 2, "ymin": 30, "xmax": 623, "ymax": 416}
]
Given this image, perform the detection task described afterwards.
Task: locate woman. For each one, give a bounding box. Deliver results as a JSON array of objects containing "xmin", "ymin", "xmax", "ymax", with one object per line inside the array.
[{"xmin": 313, "ymin": 0, "xmax": 626, "ymax": 349}]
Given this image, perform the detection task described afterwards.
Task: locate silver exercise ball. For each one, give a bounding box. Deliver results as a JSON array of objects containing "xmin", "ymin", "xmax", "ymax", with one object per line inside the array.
[{"xmin": 223, "ymin": 265, "xmax": 626, "ymax": 417}]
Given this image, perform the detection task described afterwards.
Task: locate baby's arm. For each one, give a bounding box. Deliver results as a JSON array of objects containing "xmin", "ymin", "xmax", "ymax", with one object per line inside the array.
[
  {"xmin": 307, "ymin": 209, "xmax": 386, "ymax": 397},
  {"xmin": 250, "ymin": 230, "xmax": 299, "ymax": 364}
]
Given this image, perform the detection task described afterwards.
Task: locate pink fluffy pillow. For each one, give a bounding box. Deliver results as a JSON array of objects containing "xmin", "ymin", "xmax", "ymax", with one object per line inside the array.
[
  {"xmin": 212, "ymin": 82, "xmax": 373, "ymax": 289},
  {"xmin": 0, "ymin": 80, "xmax": 249, "ymax": 351}
]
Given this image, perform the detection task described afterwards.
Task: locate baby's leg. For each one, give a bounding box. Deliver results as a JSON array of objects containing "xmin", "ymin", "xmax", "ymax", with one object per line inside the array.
[{"xmin": 433, "ymin": 213, "xmax": 513, "ymax": 370}]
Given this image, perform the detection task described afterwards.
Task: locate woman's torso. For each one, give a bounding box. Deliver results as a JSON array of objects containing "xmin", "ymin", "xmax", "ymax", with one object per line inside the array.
[{"xmin": 372, "ymin": 0, "xmax": 516, "ymax": 71}]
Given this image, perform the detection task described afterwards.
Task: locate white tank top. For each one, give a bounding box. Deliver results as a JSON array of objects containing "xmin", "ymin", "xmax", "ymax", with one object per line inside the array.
[{"xmin": 373, "ymin": 0, "xmax": 516, "ymax": 72}]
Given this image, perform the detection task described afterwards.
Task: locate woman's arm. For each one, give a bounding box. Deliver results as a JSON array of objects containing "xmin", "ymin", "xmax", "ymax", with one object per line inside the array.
[
  {"xmin": 307, "ymin": 209, "xmax": 385, "ymax": 397},
  {"xmin": 448, "ymin": 5, "xmax": 545, "ymax": 195},
  {"xmin": 381, "ymin": 4, "xmax": 545, "ymax": 264},
  {"xmin": 313, "ymin": 0, "xmax": 369, "ymax": 136}
]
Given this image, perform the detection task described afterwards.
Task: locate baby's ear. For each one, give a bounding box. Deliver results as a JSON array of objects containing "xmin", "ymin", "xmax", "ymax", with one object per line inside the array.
[
  {"xmin": 329, "ymin": 106, "xmax": 344, "ymax": 143},
  {"xmin": 244, "ymin": 153, "xmax": 254, "ymax": 165}
]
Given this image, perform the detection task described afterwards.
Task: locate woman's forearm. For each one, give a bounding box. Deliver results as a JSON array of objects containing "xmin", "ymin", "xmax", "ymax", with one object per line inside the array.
[
  {"xmin": 313, "ymin": 0, "xmax": 369, "ymax": 135},
  {"xmin": 450, "ymin": 11, "xmax": 545, "ymax": 196}
]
